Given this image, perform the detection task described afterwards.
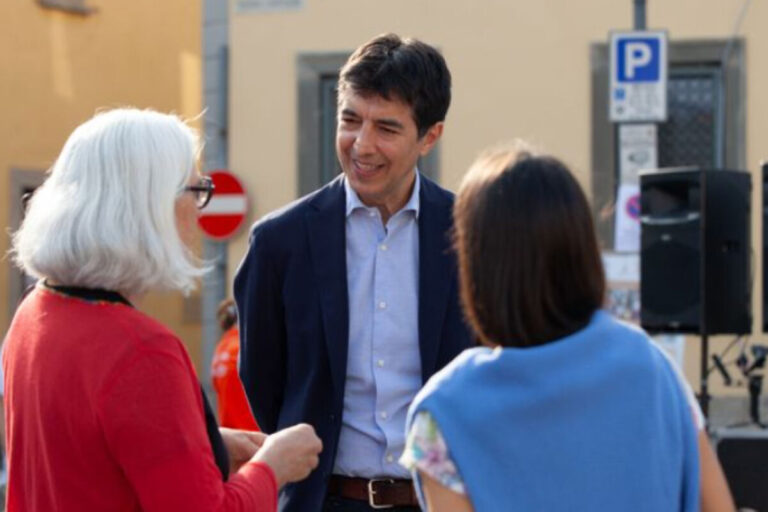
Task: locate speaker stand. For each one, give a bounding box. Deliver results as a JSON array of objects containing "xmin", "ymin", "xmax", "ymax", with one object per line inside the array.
[
  {"xmin": 744, "ymin": 375, "xmax": 765, "ymax": 428},
  {"xmin": 700, "ymin": 333, "xmax": 710, "ymax": 419}
]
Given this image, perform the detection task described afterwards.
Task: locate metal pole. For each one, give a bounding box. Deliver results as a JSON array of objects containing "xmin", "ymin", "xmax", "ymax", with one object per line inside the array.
[
  {"xmin": 634, "ymin": 0, "xmax": 646, "ymax": 30},
  {"xmin": 201, "ymin": 0, "xmax": 230, "ymax": 403},
  {"xmin": 202, "ymin": 242, "xmax": 227, "ymax": 398}
]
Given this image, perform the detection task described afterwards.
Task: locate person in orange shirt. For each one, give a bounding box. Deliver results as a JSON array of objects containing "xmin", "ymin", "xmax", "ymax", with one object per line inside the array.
[{"xmin": 212, "ymin": 299, "xmax": 260, "ymax": 431}]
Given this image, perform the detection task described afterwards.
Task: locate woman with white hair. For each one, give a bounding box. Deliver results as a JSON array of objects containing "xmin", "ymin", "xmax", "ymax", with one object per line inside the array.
[{"xmin": 3, "ymin": 108, "xmax": 322, "ymax": 511}]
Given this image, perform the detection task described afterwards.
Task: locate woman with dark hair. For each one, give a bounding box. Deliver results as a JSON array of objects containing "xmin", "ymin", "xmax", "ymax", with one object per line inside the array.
[{"xmin": 400, "ymin": 143, "xmax": 729, "ymax": 511}]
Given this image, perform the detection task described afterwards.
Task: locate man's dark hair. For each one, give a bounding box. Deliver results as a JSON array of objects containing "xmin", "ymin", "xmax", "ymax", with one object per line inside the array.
[
  {"xmin": 454, "ymin": 143, "xmax": 606, "ymax": 348},
  {"xmin": 338, "ymin": 33, "xmax": 451, "ymax": 137}
]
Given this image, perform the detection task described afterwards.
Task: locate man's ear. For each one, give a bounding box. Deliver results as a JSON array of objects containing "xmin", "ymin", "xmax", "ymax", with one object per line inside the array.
[{"xmin": 419, "ymin": 122, "xmax": 444, "ymax": 157}]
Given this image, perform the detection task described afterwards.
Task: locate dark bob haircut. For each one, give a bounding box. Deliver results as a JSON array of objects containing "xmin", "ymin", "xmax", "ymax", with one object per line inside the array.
[
  {"xmin": 454, "ymin": 142, "xmax": 606, "ymax": 348},
  {"xmin": 338, "ymin": 33, "xmax": 451, "ymax": 137}
]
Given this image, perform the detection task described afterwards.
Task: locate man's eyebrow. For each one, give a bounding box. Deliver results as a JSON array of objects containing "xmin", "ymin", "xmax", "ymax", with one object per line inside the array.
[
  {"xmin": 339, "ymin": 108, "xmax": 359, "ymax": 118},
  {"xmin": 376, "ymin": 118, "xmax": 404, "ymax": 130}
]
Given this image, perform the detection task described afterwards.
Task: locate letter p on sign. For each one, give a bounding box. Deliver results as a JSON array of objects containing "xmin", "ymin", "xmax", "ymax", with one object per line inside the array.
[
  {"xmin": 625, "ymin": 43, "xmax": 652, "ymax": 79},
  {"xmin": 617, "ymin": 38, "xmax": 660, "ymax": 82}
]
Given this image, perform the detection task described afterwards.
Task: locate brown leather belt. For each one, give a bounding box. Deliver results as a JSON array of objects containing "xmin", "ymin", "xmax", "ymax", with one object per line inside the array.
[{"xmin": 327, "ymin": 475, "xmax": 419, "ymax": 509}]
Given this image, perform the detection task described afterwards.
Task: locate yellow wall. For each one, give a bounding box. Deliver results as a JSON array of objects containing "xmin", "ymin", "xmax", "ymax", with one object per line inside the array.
[
  {"xmin": 0, "ymin": 0, "xmax": 203, "ymax": 367},
  {"xmin": 229, "ymin": 0, "xmax": 768, "ymax": 395}
]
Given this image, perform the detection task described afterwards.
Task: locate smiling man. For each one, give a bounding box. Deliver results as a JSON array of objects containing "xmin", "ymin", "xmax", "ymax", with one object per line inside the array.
[{"xmin": 234, "ymin": 34, "xmax": 471, "ymax": 512}]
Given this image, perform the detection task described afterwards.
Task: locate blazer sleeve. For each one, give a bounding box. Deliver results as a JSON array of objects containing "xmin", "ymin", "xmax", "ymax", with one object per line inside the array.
[{"xmin": 234, "ymin": 224, "xmax": 286, "ymax": 434}]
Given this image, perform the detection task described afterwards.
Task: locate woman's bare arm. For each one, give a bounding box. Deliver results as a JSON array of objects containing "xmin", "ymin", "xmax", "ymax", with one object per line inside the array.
[
  {"xmin": 699, "ymin": 430, "xmax": 735, "ymax": 512},
  {"xmin": 418, "ymin": 470, "xmax": 474, "ymax": 512}
]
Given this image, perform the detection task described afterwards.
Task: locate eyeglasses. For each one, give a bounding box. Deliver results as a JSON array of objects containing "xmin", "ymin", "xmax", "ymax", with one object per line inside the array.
[
  {"xmin": 21, "ymin": 191, "xmax": 34, "ymax": 211},
  {"xmin": 184, "ymin": 176, "xmax": 215, "ymax": 209}
]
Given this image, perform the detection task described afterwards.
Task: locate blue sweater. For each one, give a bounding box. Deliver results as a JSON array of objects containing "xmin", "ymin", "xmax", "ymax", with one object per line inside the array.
[{"xmin": 407, "ymin": 311, "xmax": 699, "ymax": 511}]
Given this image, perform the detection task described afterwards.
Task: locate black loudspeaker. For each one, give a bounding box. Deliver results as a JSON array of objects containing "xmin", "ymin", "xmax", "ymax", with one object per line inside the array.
[
  {"xmin": 715, "ymin": 429, "xmax": 768, "ymax": 511},
  {"xmin": 640, "ymin": 168, "xmax": 751, "ymax": 334}
]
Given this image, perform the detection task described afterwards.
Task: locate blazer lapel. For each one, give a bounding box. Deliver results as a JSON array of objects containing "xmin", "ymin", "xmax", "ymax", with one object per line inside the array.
[
  {"xmin": 305, "ymin": 177, "xmax": 349, "ymax": 400},
  {"xmin": 418, "ymin": 178, "xmax": 454, "ymax": 381}
]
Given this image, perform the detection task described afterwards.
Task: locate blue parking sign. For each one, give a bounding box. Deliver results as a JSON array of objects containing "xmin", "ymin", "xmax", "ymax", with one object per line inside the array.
[
  {"xmin": 617, "ymin": 38, "xmax": 660, "ymax": 82},
  {"xmin": 610, "ymin": 31, "xmax": 668, "ymax": 122}
]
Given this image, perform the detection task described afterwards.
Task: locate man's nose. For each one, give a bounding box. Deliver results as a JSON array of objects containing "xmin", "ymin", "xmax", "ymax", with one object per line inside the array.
[{"xmin": 353, "ymin": 123, "xmax": 375, "ymax": 153}]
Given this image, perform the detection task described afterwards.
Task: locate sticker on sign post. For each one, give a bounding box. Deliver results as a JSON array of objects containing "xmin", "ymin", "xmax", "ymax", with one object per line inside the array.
[
  {"xmin": 614, "ymin": 183, "xmax": 641, "ymax": 252},
  {"xmin": 609, "ymin": 30, "xmax": 668, "ymax": 122},
  {"xmin": 618, "ymin": 123, "xmax": 657, "ymax": 185}
]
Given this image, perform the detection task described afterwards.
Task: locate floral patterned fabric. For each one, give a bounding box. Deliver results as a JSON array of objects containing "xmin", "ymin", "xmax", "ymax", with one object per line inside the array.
[{"xmin": 399, "ymin": 411, "xmax": 466, "ymax": 495}]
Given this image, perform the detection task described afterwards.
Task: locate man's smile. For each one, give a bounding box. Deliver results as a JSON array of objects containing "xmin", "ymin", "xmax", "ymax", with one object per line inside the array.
[{"xmin": 352, "ymin": 159, "xmax": 385, "ymax": 178}]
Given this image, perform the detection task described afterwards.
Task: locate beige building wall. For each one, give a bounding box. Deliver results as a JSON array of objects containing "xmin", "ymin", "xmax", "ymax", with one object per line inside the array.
[
  {"xmin": 0, "ymin": 0, "xmax": 204, "ymax": 368},
  {"xmin": 229, "ymin": 0, "xmax": 768, "ymax": 400},
  {"xmin": 229, "ymin": 1, "xmax": 768, "ymax": 398}
]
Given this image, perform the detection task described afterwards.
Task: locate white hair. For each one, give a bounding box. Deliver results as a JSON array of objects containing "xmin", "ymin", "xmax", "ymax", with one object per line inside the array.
[{"xmin": 13, "ymin": 108, "xmax": 205, "ymax": 296}]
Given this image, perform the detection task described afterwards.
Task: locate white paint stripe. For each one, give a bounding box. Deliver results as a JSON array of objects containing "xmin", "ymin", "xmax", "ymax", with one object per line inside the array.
[{"xmin": 202, "ymin": 195, "xmax": 247, "ymax": 215}]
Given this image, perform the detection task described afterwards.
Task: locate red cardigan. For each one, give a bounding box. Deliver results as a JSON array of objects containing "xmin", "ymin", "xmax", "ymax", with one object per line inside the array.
[{"xmin": 3, "ymin": 286, "xmax": 277, "ymax": 511}]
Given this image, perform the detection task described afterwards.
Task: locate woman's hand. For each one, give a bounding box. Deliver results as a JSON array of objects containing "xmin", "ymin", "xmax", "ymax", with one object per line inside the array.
[
  {"xmin": 253, "ymin": 423, "xmax": 323, "ymax": 488},
  {"xmin": 219, "ymin": 427, "xmax": 267, "ymax": 474}
]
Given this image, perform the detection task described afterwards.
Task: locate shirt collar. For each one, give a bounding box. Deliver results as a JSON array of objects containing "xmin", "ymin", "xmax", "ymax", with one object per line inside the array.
[{"xmin": 344, "ymin": 169, "xmax": 421, "ymax": 219}]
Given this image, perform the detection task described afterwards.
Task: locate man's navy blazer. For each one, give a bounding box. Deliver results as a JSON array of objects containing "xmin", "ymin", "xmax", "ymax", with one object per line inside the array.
[{"xmin": 234, "ymin": 174, "xmax": 472, "ymax": 512}]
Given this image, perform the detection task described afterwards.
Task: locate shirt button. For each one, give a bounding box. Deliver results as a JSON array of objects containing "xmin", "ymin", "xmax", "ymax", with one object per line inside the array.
[
  {"xmin": 380, "ymin": 411, "xmax": 388, "ymax": 420},
  {"xmin": 380, "ymin": 244, "xmax": 388, "ymax": 251},
  {"xmin": 386, "ymin": 454, "xmax": 394, "ymax": 463},
  {"xmin": 377, "ymin": 359, "xmax": 385, "ymax": 368},
  {"xmin": 378, "ymin": 301, "xmax": 387, "ymax": 310},
  {"xmin": 368, "ymin": 211, "xmax": 376, "ymax": 217}
]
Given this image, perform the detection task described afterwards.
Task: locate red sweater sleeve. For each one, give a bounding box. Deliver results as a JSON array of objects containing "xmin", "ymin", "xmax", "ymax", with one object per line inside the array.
[{"xmin": 97, "ymin": 345, "xmax": 277, "ymax": 511}]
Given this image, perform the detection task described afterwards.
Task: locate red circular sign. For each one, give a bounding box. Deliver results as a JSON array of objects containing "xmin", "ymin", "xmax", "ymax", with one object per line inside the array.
[
  {"xmin": 198, "ymin": 170, "xmax": 248, "ymax": 240},
  {"xmin": 626, "ymin": 194, "xmax": 641, "ymax": 221}
]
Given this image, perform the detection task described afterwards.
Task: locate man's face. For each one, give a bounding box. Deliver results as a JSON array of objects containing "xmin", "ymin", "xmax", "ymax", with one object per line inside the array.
[{"xmin": 336, "ymin": 89, "xmax": 442, "ymax": 213}]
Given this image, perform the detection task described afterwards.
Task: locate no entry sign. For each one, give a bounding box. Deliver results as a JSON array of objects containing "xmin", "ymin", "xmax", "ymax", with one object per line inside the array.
[{"xmin": 198, "ymin": 170, "xmax": 248, "ymax": 240}]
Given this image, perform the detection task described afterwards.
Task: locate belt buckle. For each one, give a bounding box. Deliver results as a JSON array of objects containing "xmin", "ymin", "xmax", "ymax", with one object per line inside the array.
[{"xmin": 367, "ymin": 478, "xmax": 395, "ymax": 509}]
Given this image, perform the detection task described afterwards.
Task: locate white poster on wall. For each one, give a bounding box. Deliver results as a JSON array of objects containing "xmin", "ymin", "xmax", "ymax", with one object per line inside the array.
[
  {"xmin": 653, "ymin": 334, "xmax": 686, "ymax": 370},
  {"xmin": 602, "ymin": 251, "xmax": 640, "ymax": 324}
]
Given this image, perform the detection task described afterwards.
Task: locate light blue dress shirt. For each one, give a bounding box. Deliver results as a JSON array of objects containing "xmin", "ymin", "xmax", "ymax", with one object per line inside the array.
[{"xmin": 332, "ymin": 172, "xmax": 422, "ymax": 478}]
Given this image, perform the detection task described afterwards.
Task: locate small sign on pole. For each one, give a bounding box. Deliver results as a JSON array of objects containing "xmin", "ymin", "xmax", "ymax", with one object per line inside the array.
[
  {"xmin": 609, "ymin": 30, "xmax": 668, "ymax": 122},
  {"xmin": 618, "ymin": 123, "xmax": 657, "ymax": 184}
]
